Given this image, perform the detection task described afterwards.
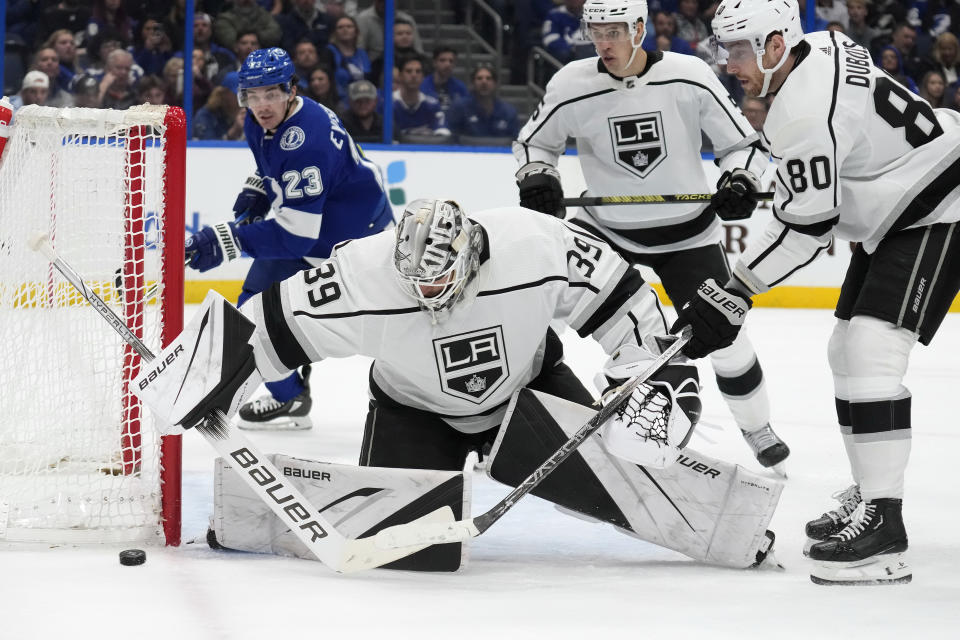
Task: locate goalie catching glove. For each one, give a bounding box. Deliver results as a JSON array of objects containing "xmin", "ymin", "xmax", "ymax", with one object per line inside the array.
[
  {"xmin": 132, "ymin": 291, "xmax": 262, "ymax": 432},
  {"xmin": 596, "ymin": 338, "xmax": 701, "ymax": 469},
  {"xmin": 516, "ymin": 162, "xmax": 565, "ymax": 217}
]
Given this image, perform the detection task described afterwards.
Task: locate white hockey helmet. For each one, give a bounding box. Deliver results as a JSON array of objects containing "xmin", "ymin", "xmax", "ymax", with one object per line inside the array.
[
  {"xmin": 394, "ymin": 198, "xmax": 483, "ymax": 323},
  {"xmin": 711, "ymin": 0, "xmax": 803, "ymax": 97},
  {"xmin": 581, "ymin": 0, "xmax": 649, "ymax": 71}
]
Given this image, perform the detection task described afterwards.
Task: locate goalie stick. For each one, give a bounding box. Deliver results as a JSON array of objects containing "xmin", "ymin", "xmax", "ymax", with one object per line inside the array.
[
  {"xmin": 374, "ymin": 327, "xmax": 692, "ymax": 550},
  {"xmin": 562, "ymin": 192, "xmax": 774, "ymax": 207},
  {"xmin": 30, "ymin": 233, "xmax": 452, "ymax": 573}
]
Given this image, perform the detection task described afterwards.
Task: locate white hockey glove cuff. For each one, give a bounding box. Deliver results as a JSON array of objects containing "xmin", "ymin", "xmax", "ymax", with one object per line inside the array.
[
  {"xmin": 132, "ymin": 291, "xmax": 262, "ymax": 432},
  {"xmin": 596, "ymin": 340, "xmax": 701, "ymax": 469}
]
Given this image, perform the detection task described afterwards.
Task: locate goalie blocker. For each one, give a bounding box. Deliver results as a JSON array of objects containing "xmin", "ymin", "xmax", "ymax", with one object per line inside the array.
[{"xmin": 490, "ymin": 388, "xmax": 783, "ymax": 568}]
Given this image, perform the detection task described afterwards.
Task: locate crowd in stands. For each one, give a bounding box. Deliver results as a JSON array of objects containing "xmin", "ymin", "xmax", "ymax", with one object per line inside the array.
[{"xmin": 8, "ymin": 1, "xmax": 960, "ymax": 145}]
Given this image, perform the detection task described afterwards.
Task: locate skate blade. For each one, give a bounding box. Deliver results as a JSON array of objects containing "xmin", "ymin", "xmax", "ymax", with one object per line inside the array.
[
  {"xmin": 237, "ymin": 418, "xmax": 313, "ymax": 431},
  {"xmin": 810, "ymin": 552, "xmax": 911, "ymax": 585}
]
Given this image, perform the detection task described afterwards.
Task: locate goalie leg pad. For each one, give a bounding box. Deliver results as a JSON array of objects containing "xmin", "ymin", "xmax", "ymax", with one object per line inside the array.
[
  {"xmin": 488, "ymin": 388, "xmax": 783, "ymax": 568},
  {"xmin": 212, "ymin": 453, "xmax": 471, "ymax": 572}
]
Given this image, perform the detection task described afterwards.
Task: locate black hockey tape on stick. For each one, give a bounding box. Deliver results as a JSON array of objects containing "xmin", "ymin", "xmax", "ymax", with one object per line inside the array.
[
  {"xmin": 29, "ymin": 233, "xmax": 454, "ymax": 574},
  {"xmin": 373, "ymin": 327, "xmax": 692, "ymax": 550},
  {"xmin": 562, "ymin": 192, "xmax": 774, "ymax": 207}
]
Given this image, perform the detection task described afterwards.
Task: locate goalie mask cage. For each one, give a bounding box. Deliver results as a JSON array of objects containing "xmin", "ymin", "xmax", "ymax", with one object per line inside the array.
[{"xmin": 0, "ymin": 105, "xmax": 185, "ymax": 545}]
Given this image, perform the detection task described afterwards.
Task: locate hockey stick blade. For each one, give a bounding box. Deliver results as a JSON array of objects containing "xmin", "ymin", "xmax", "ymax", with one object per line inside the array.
[
  {"xmin": 30, "ymin": 233, "xmax": 451, "ymax": 573},
  {"xmin": 562, "ymin": 192, "xmax": 774, "ymax": 207},
  {"xmin": 374, "ymin": 327, "xmax": 692, "ymax": 550}
]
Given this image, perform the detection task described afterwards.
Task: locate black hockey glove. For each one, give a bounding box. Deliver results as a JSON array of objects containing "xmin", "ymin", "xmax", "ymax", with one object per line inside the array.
[
  {"xmin": 516, "ymin": 162, "xmax": 565, "ymax": 217},
  {"xmin": 232, "ymin": 174, "xmax": 271, "ymax": 225},
  {"xmin": 712, "ymin": 169, "xmax": 761, "ymax": 221},
  {"xmin": 670, "ymin": 278, "xmax": 752, "ymax": 359}
]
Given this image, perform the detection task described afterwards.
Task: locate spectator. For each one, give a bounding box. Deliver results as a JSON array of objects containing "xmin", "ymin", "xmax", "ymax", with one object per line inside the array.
[
  {"xmin": 826, "ymin": 20, "xmax": 846, "ymax": 33},
  {"xmin": 86, "ymin": 0, "xmax": 134, "ymax": 46},
  {"xmin": 919, "ymin": 32, "xmax": 960, "ymax": 87},
  {"xmin": 7, "ymin": 0, "xmax": 44, "ymax": 48},
  {"xmin": 356, "ymin": 0, "xmax": 423, "ymax": 63},
  {"xmin": 323, "ymin": 0, "xmax": 356, "ymax": 21},
  {"xmin": 341, "ymin": 79, "xmax": 383, "ymax": 142},
  {"xmin": 509, "ymin": 0, "xmax": 559, "ymax": 84},
  {"xmin": 226, "ymin": 108, "xmax": 247, "ymax": 141},
  {"xmin": 292, "ymin": 39, "xmax": 334, "ymax": 90},
  {"xmin": 878, "ymin": 45, "xmax": 919, "ymax": 93},
  {"xmin": 70, "ymin": 73, "xmax": 101, "ymax": 108},
  {"xmin": 369, "ymin": 17, "xmax": 421, "ymax": 87},
  {"xmin": 421, "ymin": 46, "xmax": 468, "ymax": 114},
  {"xmin": 214, "ymin": 0, "xmax": 283, "ymax": 49},
  {"xmin": 42, "ymin": 0, "xmax": 92, "ymax": 43},
  {"xmin": 449, "ymin": 63, "xmax": 519, "ymax": 141},
  {"xmin": 740, "ymin": 96, "xmax": 768, "ymax": 132},
  {"xmin": 674, "ymin": 0, "xmax": 709, "ymax": 47},
  {"xmin": 392, "ymin": 55, "xmax": 450, "ymax": 139},
  {"xmin": 888, "ymin": 22, "xmax": 923, "ymax": 80},
  {"xmin": 306, "ymin": 66, "xmax": 341, "ymax": 112},
  {"xmin": 99, "ymin": 49, "xmax": 138, "ymax": 110},
  {"xmin": 163, "ymin": 0, "xmax": 189, "ymax": 51},
  {"xmin": 44, "ymin": 30, "xmax": 80, "ymax": 90},
  {"xmin": 256, "ymin": 0, "xmax": 284, "ymax": 15},
  {"xmin": 949, "ymin": 83, "xmax": 960, "ymax": 111},
  {"xmin": 543, "ymin": 0, "xmax": 594, "ymax": 64},
  {"xmin": 194, "ymin": 86, "xmax": 241, "ymax": 139},
  {"xmin": 643, "ymin": 11, "xmax": 695, "ymax": 55},
  {"xmin": 77, "ymin": 26, "xmax": 127, "ymax": 77},
  {"xmin": 133, "ymin": 18, "xmax": 175, "ymax": 77},
  {"xmin": 217, "ymin": 31, "xmax": 262, "ymax": 93},
  {"xmin": 32, "ymin": 48, "xmax": 73, "ymax": 107},
  {"xmin": 277, "ymin": 0, "xmax": 334, "ymax": 53},
  {"xmin": 191, "ymin": 13, "xmax": 237, "ymax": 81},
  {"xmin": 137, "ymin": 74, "xmax": 167, "ymax": 105},
  {"xmin": 816, "ymin": 0, "xmax": 849, "ymax": 30},
  {"xmin": 191, "ymin": 48, "xmax": 215, "ymax": 109},
  {"xmin": 919, "ymin": 70, "xmax": 947, "ymax": 107},
  {"xmin": 162, "ymin": 57, "xmax": 185, "ymax": 107},
  {"xmin": 327, "ymin": 16, "xmax": 372, "ymax": 99},
  {"xmin": 846, "ymin": 0, "xmax": 879, "ymax": 49},
  {"xmin": 10, "ymin": 71, "xmax": 50, "ymax": 110}
]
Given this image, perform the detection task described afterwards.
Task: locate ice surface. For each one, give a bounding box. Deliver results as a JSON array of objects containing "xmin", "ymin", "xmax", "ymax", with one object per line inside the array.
[{"xmin": 3, "ymin": 307, "xmax": 958, "ymax": 639}]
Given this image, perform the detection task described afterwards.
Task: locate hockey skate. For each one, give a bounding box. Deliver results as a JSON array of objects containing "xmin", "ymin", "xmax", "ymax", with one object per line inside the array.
[
  {"xmin": 808, "ymin": 498, "xmax": 911, "ymax": 586},
  {"xmin": 803, "ymin": 484, "xmax": 861, "ymax": 555},
  {"xmin": 237, "ymin": 366, "xmax": 313, "ymax": 431},
  {"xmin": 741, "ymin": 424, "xmax": 790, "ymax": 469}
]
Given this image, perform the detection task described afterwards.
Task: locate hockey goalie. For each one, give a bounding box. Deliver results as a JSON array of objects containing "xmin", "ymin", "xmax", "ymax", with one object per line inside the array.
[{"xmin": 134, "ymin": 199, "xmax": 782, "ymax": 571}]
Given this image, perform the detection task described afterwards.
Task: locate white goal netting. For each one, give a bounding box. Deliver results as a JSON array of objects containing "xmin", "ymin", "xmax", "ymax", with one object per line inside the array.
[{"xmin": 0, "ymin": 104, "xmax": 184, "ymax": 544}]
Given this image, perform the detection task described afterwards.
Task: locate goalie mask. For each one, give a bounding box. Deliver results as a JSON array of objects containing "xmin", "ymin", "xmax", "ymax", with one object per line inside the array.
[
  {"xmin": 393, "ymin": 198, "xmax": 483, "ymax": 323},
  {"xmin": 710, "ymin": 0, "xmax": 803, "ymax": 98}
]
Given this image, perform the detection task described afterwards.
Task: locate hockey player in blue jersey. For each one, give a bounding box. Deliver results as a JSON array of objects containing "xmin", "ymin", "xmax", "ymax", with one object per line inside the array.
[{"xmin": 185, "ymin": 47, "xmax": 393, "ymax": 430}]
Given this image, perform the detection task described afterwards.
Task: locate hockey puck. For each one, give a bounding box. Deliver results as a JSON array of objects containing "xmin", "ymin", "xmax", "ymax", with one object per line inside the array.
[{"xmin": 119, "ymin": 549, "xmax": 146, "ymax": 566}]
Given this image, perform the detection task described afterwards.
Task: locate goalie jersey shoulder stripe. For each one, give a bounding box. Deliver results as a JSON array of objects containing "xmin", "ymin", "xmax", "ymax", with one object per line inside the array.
[{"xmin": 243, "ymin": 207, "xmax": 668, "ymax": 421}]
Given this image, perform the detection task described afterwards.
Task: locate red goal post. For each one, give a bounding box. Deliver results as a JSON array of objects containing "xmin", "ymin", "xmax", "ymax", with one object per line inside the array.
[{"xmin": 0, "ymin": 104, "xmax": 184, "ymax": 545}]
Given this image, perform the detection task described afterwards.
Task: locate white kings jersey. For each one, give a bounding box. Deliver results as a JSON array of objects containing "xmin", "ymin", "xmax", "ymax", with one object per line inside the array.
[
  {"xmin": 514, "ymin": 52, "xmax": 768, "ymax": 254},
  {"xmin": 734, "ymin": 31, "xmax": 960, "ymax": 295},
  {"xmin": 242, "ymin": 207, "xmax": 670, "ymax": 433}
]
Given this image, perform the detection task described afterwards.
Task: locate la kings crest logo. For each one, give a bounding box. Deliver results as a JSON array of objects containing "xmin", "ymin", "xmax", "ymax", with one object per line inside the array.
[
  {"xmin": 433, "ymin": 327, "xmax": 508, "ymax": 404},
  {"xmin": 609, "ymin": 112, "xmax": 666, "ymax": 178}
]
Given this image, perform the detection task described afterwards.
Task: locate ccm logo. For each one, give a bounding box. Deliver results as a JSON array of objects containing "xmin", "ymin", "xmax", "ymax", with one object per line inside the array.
[
  {"xmin": 230, "ymin": 448, "xmax": 328, "ymax": 541},
  {"xmin": 137, "ymin": 345, "xmax": 184, "ymax": 390}
]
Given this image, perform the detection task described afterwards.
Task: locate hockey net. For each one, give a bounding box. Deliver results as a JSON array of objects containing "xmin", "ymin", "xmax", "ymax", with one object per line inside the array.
[{"xmin": 0, "ymin": 104, "xmax": 185, "ymax": 545}]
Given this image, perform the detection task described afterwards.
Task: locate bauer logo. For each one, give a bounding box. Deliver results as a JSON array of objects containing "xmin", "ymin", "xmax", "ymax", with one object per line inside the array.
[
  {"xmin": 433, "ymin": 326, "xmax": 508, "ymax": 403},
  {"xmin": 280, "ymin": 126, "xmax": 306, "ymax": 151},
  {"xmin": 608, "ymin": 112, "xmax": 666, "ymax": 178}
]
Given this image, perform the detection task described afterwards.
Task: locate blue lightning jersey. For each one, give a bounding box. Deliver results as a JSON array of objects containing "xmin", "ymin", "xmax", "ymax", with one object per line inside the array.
[{"xmin": 236, "ymin": 96, "xmax": 393, "ymax": 262}]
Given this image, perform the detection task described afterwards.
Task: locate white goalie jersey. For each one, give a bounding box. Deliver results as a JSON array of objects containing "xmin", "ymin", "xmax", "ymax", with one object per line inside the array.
[
  {"xmin": 734, "ymin": 31, "xmax": 960, "ymax": 294},
  {"xmin": 514, "ymin": 52, "xmax": 767, "ymax": 253},
  {"xmin": 242, "ymin": 207, "xmax": 669, "ymax": 433}
]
